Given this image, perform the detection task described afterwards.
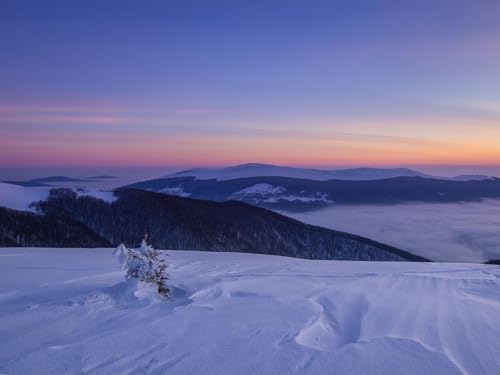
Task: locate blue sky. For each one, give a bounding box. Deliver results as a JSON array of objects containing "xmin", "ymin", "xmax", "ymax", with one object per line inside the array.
[{"xmin": 1, "ymin": 0, "xmax": 500, "ymax": 168}]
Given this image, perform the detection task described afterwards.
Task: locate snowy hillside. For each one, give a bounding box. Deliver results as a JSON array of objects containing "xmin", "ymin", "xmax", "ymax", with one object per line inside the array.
[
  {"xmin": 1, "ymin": 248, "xmax": 499, "ymax": 375},
  {"xmin": 228, "ymin": 183, "xmax": 333, "ymax": 204},
  {"xmin": 167, "ymin": 163, "xmax": 428, "ymax": 181}
]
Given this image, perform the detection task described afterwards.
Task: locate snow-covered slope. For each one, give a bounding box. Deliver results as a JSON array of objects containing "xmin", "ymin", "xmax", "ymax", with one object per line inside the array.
[
  {"xmin": 1, "ymin": 248, "xmax": 499, "ymax": 375},
  {"xmin": 228, "ymin": 183, "xmax": 332, "ymax": 204},
  {"xmin": 167, "ymin": 163, "xmax": 429, "ymax": 181},
  {"xmin": 0, "ymin": 182, "xmax": 51, "ymax": 212}
]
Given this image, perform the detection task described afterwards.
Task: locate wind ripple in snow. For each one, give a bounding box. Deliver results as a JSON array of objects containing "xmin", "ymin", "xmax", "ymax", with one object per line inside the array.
[
  {"xmin": 295, "ymin": 294, "xmax": 368, "ymax": 351},
  {"xmin": 1, "ymin": 249, "xmax": 500, "ymax": 375}
]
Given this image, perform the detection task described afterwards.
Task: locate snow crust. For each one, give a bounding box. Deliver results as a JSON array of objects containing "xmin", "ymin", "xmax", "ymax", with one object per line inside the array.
[
  {"xmin": 1, "ymin": 248, "xmax": 500, "ymax": 375},
  {"xmin": 0, "ymin": 182, "xmax": 51, "ymax": 212}
]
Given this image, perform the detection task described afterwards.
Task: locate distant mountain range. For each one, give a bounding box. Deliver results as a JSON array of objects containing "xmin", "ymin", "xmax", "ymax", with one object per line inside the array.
[
  {"xmin": 3, "ymin": 180, "xmax": 53, "ymax": 187},
  {"xmin": 86, "ymin": 175, "xmax": 115, "ymax": 180},
  {"xmin": 0, "ymin": 187, "xmax": 427, "ymax": 262},
  {"xmin": 29, "ymin": 176, "xmax": 86, "ymax": 183},
  {"xmin": 3, "ymin": 175, "xmax": 116, "ymax": 188},
  {"xmin": 7, "ymin": 165, "xmax": 496, "ymax": 212},
  {"xmin": 125, "ymin": 164, "xmax": 500, "ymax": 211},
  {"xmin": 166, "ymin": 163, "xmax": 494, "ymax": 181}
]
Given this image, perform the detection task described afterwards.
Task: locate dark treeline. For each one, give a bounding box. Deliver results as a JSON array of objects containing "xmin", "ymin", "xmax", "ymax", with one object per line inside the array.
[
  {"xmin": 0, "ymin": 206, "xmax": 110, "ymax": 247},
  {"xmin": 484, "ymin": 260, "xmax": 500, "ymax": 265},
  {"xmin": 24, "ymin": 188, "xmax": 428, "ymax": 262}
]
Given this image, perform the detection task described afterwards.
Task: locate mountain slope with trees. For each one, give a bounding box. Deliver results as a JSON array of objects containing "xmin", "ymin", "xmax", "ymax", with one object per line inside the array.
[
  {"xmin": 27, "ymin": 188, "xmax": 428, "ymax": 261},
  {"xmin": 125, "ymin": 176, "xmax": 500, "ymax": 211},
  {"xmin": 0, "ymin": 206, "xmax": 110, "ymax": 247}
]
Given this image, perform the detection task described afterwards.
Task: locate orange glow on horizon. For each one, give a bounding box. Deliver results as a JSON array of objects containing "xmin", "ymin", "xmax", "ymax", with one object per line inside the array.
[
  {"xmin": 1, "ymin": 131, "xmax": 500, "ymax": 167},
  {"xmin": 2, "ymin": 104, "xmax": 500, "ymax": 168}
]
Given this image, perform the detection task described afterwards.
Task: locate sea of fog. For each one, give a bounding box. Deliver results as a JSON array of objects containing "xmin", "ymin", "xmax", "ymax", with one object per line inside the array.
[{"xmin": 287, "ymin": 199, "xmax": 500, "ymax": 263}]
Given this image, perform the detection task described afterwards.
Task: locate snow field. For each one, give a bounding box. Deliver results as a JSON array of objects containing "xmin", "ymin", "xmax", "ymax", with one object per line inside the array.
[{"xmin": 1, "ymin": 248, "xmax": 499, "ymax": 374}]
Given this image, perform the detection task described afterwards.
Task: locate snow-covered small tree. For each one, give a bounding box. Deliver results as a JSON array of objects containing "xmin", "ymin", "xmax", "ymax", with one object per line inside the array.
[{"xmin": 113, "ymin": 236, "xmax": 169, "ymax": 298}]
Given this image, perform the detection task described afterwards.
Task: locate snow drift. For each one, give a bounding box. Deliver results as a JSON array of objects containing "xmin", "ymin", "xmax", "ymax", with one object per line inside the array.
[{"xmin": 1, "ymin": 248, "xmax": 499, "ymax": 375}]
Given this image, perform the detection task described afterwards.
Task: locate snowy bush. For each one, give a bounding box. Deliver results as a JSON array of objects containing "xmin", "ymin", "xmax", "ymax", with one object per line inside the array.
[{"xmin": 113, "ymin": 238, "xmax": 169, "ymax": 298}]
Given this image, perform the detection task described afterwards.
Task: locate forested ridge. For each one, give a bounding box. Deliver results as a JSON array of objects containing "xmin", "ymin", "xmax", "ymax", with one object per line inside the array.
[
  {"xmin": 0, "ymin": 206, "xmax": 110, "ymax": 247},
  {"xmin": 10, "ymin": 188, "xmax": 428, "ymax": 262}
]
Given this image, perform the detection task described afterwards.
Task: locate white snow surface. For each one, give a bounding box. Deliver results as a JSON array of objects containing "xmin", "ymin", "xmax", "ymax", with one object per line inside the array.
[
  {"xmin": 1, "ymin": 248, "xmax": 500, "ymax": 375},
  {"xmin": 231, "ymin": 182, "xmax": 287, "ymax": 196},
  {"xmin": 0, "ymin": 182, "xmax": 51, "ymax": 212}
]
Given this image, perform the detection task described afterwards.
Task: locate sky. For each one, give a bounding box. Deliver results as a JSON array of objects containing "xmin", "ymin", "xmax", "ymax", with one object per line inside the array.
[{"xmin": 1, "ymin": 0, "xmax": 500, "ymax": 171}]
